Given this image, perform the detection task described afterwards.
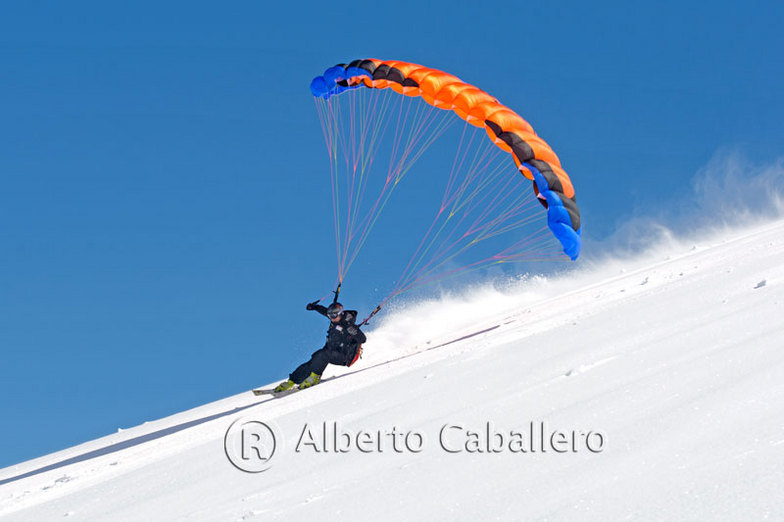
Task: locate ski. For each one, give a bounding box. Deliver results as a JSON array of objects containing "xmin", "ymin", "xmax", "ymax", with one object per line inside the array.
[
  {"xmin": 251, "ymin": 387, "xmax": 300, "ymax": 398},
  {"xmin": 252, "ymin": 376, "xmax": 331, "ymax": 397}
]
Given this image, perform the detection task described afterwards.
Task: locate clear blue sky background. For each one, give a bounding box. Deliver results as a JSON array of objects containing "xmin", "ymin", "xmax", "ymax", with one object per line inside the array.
[{"xmin": 1, "ymin": 1, "xmax": 782, "ymax": 467}]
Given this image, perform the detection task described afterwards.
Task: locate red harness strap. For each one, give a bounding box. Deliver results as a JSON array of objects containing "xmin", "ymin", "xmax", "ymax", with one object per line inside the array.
[{"xmin": 348, "ymin": 345, "xmax": 363, "ymax": 367}]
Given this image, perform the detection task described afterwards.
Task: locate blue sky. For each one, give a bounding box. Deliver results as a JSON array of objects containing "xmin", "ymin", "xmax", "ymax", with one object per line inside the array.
[{"xmin": 1, "ymin": 0, "xmax": 782, "ymax": 467}]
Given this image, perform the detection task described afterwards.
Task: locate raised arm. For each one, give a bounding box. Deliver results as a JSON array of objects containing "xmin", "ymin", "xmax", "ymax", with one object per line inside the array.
[{"xmin": 306, "ymin": 301, "xmax": 328, "ymax": 317}]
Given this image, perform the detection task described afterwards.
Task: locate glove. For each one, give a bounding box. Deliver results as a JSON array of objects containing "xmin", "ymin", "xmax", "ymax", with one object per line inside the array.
[{"xmin": 306, "ymin": 301, "xmax": 319, "ymax": 311}]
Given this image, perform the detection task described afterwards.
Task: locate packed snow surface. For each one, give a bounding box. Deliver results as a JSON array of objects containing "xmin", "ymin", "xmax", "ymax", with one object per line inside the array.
[{"xmin": 2, "ymin": 219, "xmax": 783, "ymax": 521}]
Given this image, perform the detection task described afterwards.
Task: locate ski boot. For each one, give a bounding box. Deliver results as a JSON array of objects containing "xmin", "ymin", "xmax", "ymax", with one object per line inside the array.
[
  {"xmin": 298, "ymin": 372, "xmax": 321, "ymax": 389},
  {"xmin": 273, "ymin": 379, "xmax": 296, "ymax": 393}
]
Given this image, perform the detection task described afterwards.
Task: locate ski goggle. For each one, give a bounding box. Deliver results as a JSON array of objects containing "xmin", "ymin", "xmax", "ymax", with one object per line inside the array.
[{"xmin": 327, "ymin": 310, "xmax": 342, "ymax": 319}]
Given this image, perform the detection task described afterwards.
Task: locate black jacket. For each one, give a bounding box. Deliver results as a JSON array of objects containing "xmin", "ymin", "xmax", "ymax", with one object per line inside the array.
[{"xmin": 310, "ymin": 304, "xmax": 367, "ymax": 353}]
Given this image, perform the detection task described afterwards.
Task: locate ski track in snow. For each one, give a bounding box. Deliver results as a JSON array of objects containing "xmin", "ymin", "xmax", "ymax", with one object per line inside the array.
[{"xmin": 1, "ymin": 219, "xmax": 784, "ymax": 521}]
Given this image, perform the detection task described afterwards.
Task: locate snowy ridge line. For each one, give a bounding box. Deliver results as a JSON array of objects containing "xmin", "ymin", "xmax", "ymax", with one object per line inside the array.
[
  {"xmin": 549, "ymin": 218, "xmax": 780, "ymax": 303},
  {"xmin": 494, "ymin": 219, "xmax": 782, "ymax": 340}
]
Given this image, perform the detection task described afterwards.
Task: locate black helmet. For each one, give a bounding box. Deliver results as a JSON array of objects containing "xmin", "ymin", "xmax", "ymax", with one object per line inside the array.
[{"xmin": 327, "ymin": 302, "xmax": 344, "ymax": 319}]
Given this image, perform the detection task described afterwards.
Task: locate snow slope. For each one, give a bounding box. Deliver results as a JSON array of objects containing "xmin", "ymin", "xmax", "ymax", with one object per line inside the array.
[{"xmin": 1, "ymin": 219, "xmax": 783, "ymax": 521}]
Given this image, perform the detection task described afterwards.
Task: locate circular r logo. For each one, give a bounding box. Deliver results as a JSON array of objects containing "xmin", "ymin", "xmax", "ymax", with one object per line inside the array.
[{"xmin": 224, "ymin": 417, "xmax": 279, "ymax": 473}]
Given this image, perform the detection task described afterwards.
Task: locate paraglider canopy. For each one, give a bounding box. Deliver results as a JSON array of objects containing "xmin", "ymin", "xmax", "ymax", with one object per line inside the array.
[{"xmin": 310, "ymin": 58, "xmax": 582, "ymax": 321}]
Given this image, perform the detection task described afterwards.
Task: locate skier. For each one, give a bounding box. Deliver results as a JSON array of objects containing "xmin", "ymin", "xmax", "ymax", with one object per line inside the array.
[{"xmin": 272, "ymin": 301, "xmax": 366, "ymax": 392}]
